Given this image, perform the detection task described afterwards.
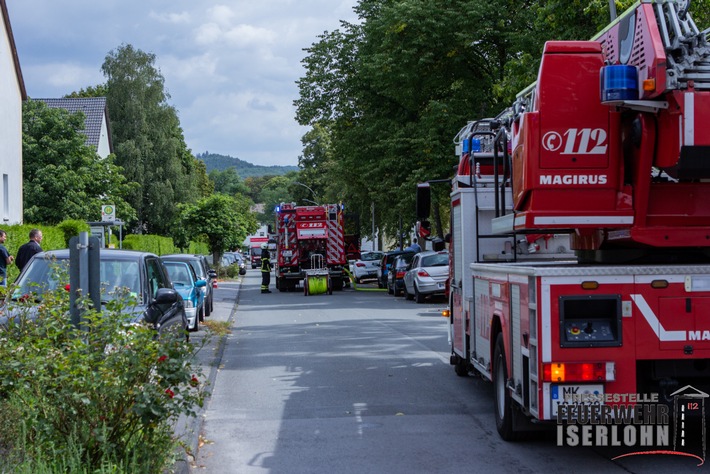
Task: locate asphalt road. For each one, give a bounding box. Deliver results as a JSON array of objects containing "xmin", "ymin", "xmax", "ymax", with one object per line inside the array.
[{"xmin": 186, "ymin": 271, "xmax": 708, "ymax": 474}]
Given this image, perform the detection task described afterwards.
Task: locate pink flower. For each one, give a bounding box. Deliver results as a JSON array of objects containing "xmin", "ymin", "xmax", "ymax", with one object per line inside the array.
[{"xmin": 165, "ymin": 388, "xmax": 175, "ymax": 398}]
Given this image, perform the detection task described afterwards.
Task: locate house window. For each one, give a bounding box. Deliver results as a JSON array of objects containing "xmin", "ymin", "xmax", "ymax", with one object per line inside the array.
[{"xmin": 2, "ymin": 174, "xmax": 8, "ymax": 220}]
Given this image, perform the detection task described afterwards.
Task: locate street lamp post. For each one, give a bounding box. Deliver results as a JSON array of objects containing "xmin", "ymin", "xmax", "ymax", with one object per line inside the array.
[{"xmin": 292, "ymin": 181, "xmax": 318, "ymax": 203}]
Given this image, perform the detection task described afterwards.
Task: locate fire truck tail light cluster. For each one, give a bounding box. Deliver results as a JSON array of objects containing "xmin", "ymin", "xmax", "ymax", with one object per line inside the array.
[{"xmin": 542, "ymin": 362, "xmax": 615, "ymax": 383}]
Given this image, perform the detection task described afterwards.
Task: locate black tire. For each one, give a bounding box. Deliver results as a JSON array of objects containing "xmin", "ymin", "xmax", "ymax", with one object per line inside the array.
[
  {"xmin": 188, "ymin": 314, "xmax": 199, "ymax": 333},
  {"xmin": 494, "ymin": 333, "xmax": 518, "ymax": 441},
  {"xmin": 404, "ymin": 284, "xmax": 414, "ymax": 300},
  {"xmin": 332, "ymin": 277, "xmax": 344, "ymax": 291},
  {"xmin": 387, "ymin": 281, "xmax": 394, "ymax": 295},
  {"xmin": 205, "ymin": 296, "xmax": 211, "ymax": 317},
  {"xmin": 393, "ymin": 285, "xmax": 401, "ymax": 297},
  {"xmin": 414, "ymin": 285, "xmax": 425, "ymax": 304},
  {"xmin": 454, "ymin": 355, "xmax": 469, "ymax": 377},
  {"xmin": 199, "ymin": 304, "xmax": 205, "ymax": 322}
]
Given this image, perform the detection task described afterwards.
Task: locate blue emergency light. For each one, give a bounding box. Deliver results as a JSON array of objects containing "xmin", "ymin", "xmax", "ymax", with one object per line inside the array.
[
  {"xmin": 470, "ymin": 137, "xmax": 481, "ymax": 153},
  {"xmin": 600, "ymin": 64, "xmax": 638, "ymax": 102}
]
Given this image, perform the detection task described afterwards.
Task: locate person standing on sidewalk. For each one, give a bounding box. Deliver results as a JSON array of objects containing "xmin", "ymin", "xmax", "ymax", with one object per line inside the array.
[
  {"xmin": 260, "ymin": 243, "xmax": 272, "ymax": 293},
  {"xmin": 15, "ymin": 228, "xmax": 43, "ymax": 273},
  {"xmin": 0, "ymin": 230, "xmax": 14, "ymax": 286}
]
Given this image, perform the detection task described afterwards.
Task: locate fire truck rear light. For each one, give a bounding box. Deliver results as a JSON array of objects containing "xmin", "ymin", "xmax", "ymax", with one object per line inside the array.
[
  {"xmin": 650, "ymin": 279, "xmax": 668, "ymax": 289},
  {"xmin": 642, "ymin": 78, "xmax": 655, "ymax": 91},
  {"xmin": 581, "ymin": 281, "xmax": 598, "ymax": 290},
  {"xmin": 542, "ymin": 362, "xmax": 614, "ymax": 382}
]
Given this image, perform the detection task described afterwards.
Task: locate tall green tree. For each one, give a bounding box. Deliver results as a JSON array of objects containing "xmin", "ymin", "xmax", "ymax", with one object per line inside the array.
[
  {"xmin": 22, "ymin": 100, "xmax": 137, "ymax": 225},
  {"xmin": 101, "ymin": 44, "xmax": 207, "ymax": 235},
  {"xmin": 177, "ymin": 194, "xmax": 257, "ymax": 262}
]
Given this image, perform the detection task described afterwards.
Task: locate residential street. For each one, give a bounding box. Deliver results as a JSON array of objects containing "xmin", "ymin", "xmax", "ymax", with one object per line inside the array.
[{"xmin": 183, "ymin": 272, "xmax": 706, "ymax": 474}]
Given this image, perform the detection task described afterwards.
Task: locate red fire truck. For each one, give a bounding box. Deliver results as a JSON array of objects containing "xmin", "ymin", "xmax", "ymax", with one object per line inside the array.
[
  {"xmin": 427, "ymin": 0, "xmax": 710, "ymax": 440},
  {"xmin": 274, "ymin": 202, "xmax": 347, "ymax": 292}
]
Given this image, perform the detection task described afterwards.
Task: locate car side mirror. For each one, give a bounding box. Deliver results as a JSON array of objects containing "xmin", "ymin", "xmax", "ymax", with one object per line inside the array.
[
  {"xmin": 195, "ymin": 279, "xmax": 207, "ymax": 288},
  {"xmin": 152, "ymin": 287, "xmax": 178, "ymax": 305},
  {"xmin": 208, "ymin": 270, "xmax": 217, "ymax": 278}
]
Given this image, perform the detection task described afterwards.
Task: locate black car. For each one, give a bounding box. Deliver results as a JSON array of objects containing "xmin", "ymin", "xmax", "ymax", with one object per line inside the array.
[
  {"xmin": 3, "ymin": 249, "xmax": 187, "ymax": 338},
  {"xmin": 161, "ymin": 254, "xmax": 216, "ymax": 318},
  {"xmin": 377, "ymin": 250, "xmax": 416, "ymax": 289},
  {"xmin": 387, "ymin": 253, "xmax": 416, "ymax": 296}
]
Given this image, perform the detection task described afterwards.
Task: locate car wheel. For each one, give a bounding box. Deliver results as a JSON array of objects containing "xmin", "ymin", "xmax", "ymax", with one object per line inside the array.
[
  {"xmin": 394, "ymin": 285, "xmax": 401, "ymax": 297},
  {"xmin": 404, "ymin": 284, "xmax": 413, "ymax": 301},
  {"xmin": 414, "ymin": 284, "xmax": 425, "ymax": 304},
  {"xmin": 199, "ymin": 304, "xmax": 205, "ymax": 322},
  {"xmin": 387, "ymin": 281, "xmax": 394, "ymax": 295},
  {"xmin": 189, "ymin": 314, "xmax": 199, "ymax": 332}
]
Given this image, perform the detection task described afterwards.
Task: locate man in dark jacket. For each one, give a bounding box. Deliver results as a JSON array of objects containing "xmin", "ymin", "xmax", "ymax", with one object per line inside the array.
[
  {"xmin": 260, "ymin": 243, "xmax": 272, "ymax": 293},
  {"xmin": 15, "ymin": 229, "xmax": 43, "ymax": 273}
]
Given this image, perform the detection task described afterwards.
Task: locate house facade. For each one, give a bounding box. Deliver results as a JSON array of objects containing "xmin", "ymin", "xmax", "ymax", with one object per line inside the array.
[{"xmin": 0, "ymin": 0, "xmax": 26, "ymax": 224}]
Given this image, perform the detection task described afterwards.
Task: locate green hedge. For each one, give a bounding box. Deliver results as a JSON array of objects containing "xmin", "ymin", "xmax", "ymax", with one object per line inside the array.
[{"xmin": 122, "ymin": 234, "xmax": 177, "ymax": 255}]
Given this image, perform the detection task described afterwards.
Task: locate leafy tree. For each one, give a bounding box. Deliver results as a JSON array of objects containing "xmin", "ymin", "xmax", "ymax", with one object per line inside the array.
[
  {"xmin": 101, "ymin": 44, "xmax": 208, "ymax": 234},
  {"xmin": 258, "ymin": 175, "xmax": 297, "ymax": 224},
  {"xmin": 64, "ymin": 84, "xmax": 109, "ymax": 98},
  {"xmin": 177, "ymin": 194, "xmax": 257, "ymax": 262},
  {"xmin": 22, "ymin": 100, "xmax": 137, "ymax": 225},
  {"xmin": 210, "ymin": 168, "xmax": 249, "ymax": 196}
]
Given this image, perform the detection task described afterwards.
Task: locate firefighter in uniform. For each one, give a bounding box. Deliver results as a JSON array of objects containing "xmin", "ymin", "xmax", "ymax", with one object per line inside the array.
[{"xmin": 260, "ymin": 243, "xmax": 272, "ymax": 293}]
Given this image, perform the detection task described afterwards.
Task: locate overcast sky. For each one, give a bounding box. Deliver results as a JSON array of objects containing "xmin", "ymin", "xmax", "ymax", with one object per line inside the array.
[{"xmin": 7, "ymin": 1, "xmax": 358, "ymax": 167}]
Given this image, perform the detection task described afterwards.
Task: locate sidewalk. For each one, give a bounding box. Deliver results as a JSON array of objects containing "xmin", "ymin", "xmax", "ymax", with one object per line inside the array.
[{"xmin": 172, "ymin": 277, "xmax": 242, "ymax": 474}]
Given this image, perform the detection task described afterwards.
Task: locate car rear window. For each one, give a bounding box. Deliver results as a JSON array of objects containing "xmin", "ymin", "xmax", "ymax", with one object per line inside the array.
[{"xmin": 421, "ymin": 253, "xmax": 448, "ymax": 267}]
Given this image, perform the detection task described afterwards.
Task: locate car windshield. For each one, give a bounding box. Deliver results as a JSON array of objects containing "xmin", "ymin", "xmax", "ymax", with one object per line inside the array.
[
  {"xmin": 421, "ymin": 253, "xmax": 448, "ymax": 267},
  {"xmin": 13, "ymin": 256, "xmax": 142, "ymax": 302},
  {"xmin": 361, "ymin": 252, "xmax": 383, "ymax": 261},
  {"xmin": 163, "ymin": 262, "xmax": 194, "ymax": 287}
]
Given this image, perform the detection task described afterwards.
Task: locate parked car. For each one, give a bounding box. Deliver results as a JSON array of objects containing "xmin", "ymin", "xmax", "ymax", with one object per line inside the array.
[
  {"xmin": 387, "ymin": 253, "xmax": 416, "ymax": 296},
  {"xmin": 3, "ymin": 249, "xmax": 188, "ymax": 338},
  {"xmin": 161, "ymin": 259, "xmax": 206, "ymax": 332},
  {"xmin": 162, "ymin": 254, "xmax": 216, "ymax": 317},
  {"xmin": 352, "ymin": 251, "xmax": 384, "ymax": 283},
  {"xmin": 226, "ymin": 252, "xmax": 247, "ymax": 275},
  {"xmin": 377, "ymin": 250, "xmax": 416, "ymax": 289},
  {"xmin": 403, "ymin": 250, "xmax": 449, "ymax": 303}
]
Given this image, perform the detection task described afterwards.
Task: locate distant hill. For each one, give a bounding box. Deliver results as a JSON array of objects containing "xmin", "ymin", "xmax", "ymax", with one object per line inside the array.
[{"xmin": 196, "ymin": 152, "xmax": 298, "ymax": 178}]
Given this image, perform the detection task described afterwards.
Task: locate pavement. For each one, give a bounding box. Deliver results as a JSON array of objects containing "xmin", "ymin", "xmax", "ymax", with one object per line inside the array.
[{"xmin": 172, "ymin": 276, "xmax": 242, "ymax": 474}]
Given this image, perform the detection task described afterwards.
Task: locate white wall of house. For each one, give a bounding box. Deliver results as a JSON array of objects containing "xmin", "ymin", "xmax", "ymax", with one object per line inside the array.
[
  {"xmin": 97, "ymin": 114, "xmax": 111, "ymax": 159},
  {"xmin": 0, "ymin": 9, "xmax": 23, "ymax": 224}
]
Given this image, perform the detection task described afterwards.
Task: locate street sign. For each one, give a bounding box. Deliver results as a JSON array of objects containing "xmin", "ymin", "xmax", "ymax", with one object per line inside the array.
[{"xmin": 101, "ymin": 204, "xmax": 115, "ymax": 222}]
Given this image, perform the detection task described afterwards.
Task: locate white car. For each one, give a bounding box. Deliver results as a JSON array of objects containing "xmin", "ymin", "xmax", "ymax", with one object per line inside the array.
[
  {"xmin": 351, "ymin": 251, "xmax": 384, "ymax": 283},
  {"xmin": 403, "ymin": 250, "xmax": 449, "ymax": 303}
]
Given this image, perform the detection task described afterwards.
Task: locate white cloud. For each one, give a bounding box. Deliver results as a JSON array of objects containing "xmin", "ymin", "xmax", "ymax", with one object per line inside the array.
[
  {"xmin": 149, "ymin": 11, "xmax": 191, "ymax": 24},
  {"xmin": 8, "ymin": 0, "xmax": 359, "ymax": 166}
]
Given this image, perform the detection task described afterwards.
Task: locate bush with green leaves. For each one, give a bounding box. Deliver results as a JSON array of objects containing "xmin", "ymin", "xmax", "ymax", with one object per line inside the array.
[{"xmin": 0, "ymin": 277, "xmax": 207, "ymax": 473}]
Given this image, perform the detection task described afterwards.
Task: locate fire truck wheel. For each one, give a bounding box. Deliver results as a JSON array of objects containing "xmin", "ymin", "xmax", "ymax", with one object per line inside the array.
[{"xmin": 494, "ymin": 333, "xmax": 518, "ymax": 441}]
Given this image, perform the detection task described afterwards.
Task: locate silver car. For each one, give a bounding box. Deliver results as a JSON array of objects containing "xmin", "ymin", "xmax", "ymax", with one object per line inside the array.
[{"xmin": 403, "ymin": 250, "xmax": 448, "ymax": 303}]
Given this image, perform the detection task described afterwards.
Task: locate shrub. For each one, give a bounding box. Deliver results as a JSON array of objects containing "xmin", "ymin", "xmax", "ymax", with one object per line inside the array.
[
  {"xmin": 122, "ymin": 234, "xmax": 176, "ymax": 255},
  {"xmin": 56, "ymin": 219, "xmax": 91, "ymax": 246},
  {"xmin": 0, "ymin": 280, "xmax": 207, "ymax": 472}
]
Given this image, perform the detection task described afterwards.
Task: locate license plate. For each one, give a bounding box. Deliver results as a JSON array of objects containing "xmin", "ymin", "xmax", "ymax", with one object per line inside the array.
[
  {"xmin": 282, "ymin": 250, "xmax": 292, "ymax": 257},
  {"xmin": 437, "ymin": 282, "xmax": 445, "ymax": 289},
  {"xmin": 551, "ymin": 384, "xmax": 604, "ymax": 417}
]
